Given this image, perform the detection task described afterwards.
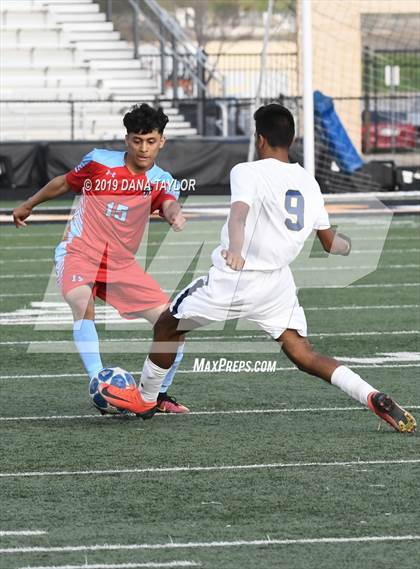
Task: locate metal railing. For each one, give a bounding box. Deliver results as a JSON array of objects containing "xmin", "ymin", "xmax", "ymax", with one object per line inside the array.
[
  {"xmin": 105, "ymin": 0, "xmax": 224, "ymax": 99},
  {"xmin": 1, "ymin": 96, "xmax": 418, "ymax": 152},
  {"xmin": 134, "ymin": 52, "xmax": 298, "ymax": 99},
  {"xmin": 208, "ymin": 52, "xmax": 297, "ymax": 98}
]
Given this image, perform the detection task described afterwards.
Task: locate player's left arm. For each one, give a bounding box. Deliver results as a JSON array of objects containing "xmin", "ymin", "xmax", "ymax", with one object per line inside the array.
[
  {"xmin": 317, "ymin": 228, "xmax": 351, "ymax": 256},
  {"xmin": 221, "ymin": 201, "xmax": 250, "ymax": 270},
  {"xmin": 161, "ymin": 199, "xmax": 186, "ymax": 232}
]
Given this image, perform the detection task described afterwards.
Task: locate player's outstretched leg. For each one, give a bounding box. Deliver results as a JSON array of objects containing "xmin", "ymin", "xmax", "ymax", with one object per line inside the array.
[
  {"xmin": 101, "ymin": 309, "xmax": 184, "ymax": 416},
  {"xmin": 137, "ymin": 305, "xmax": 189, "ymax": 413},
  {"xmin": 278, "ymin": 329, "xmax": 416, "ymax": 433}
]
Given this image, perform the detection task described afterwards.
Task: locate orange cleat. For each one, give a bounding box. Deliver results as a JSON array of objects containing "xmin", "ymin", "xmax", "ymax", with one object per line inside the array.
[
  {"xmin": 98, "ymin": 384, "xmax": 158, "ymax": 420},
  {"xmin": 367, "ymin": 391, "xmax": 416, "ymax": 433}
]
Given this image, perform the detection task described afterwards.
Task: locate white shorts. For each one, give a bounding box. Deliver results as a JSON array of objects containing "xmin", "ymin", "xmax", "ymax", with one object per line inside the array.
[{"xmin": 170, "ymin": 265, "xmax": 307, "ymax": 339}]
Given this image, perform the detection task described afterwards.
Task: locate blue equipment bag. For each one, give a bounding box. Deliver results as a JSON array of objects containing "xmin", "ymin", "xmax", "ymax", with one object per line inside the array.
[{"xmin": 314, "ymin": 90, "xmax": 363, "ymax": 173}]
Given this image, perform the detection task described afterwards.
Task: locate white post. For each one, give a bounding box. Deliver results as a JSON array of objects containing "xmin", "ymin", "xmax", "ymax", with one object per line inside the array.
[
  {"xmin": 301, "ymin": 0, "xmax": 315, "ymax": 176},
  {"xmin": 247, "ymin": 0, "xmax": 274, "ymax": 162}
]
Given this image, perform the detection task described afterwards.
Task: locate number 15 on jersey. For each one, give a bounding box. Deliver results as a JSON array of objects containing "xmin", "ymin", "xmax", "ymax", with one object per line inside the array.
[{"xmin": 105, "ymin": 201, "xmax": 128, "ymax": 222}]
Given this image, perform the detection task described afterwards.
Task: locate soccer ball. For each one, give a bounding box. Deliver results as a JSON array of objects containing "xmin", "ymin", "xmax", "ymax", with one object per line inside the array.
[{"xmin": 89, "ymin": 367, "xmax": 136, "ymax": 415}]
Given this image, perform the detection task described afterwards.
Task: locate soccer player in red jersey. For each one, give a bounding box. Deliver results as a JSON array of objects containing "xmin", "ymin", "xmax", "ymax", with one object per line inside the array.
[{"xmin": 13, "ymin": 104, "xmax": 188, "ymax": 414}]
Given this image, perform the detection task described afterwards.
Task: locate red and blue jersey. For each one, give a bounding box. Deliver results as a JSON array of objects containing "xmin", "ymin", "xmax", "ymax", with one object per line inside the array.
[{"xmin": 55, "ymin": 148, "xmax": 178, "ymax": 269}]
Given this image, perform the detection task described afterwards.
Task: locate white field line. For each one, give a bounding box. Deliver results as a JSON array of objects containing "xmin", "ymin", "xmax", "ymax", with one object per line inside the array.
[
  {"xmin": 0, "ymin": 241, "xmax": 220, "ymax": 251},
  {"xmin": 5, "ymin": 536, "xmax": 420, "ymax": 556},
  {"xmin": 1, "ymin": 282, "xmax": 420, "ymax": 298},
  {"xmin": 0, "ymin": 191, "xmax": 410, "ymax": 203},
  {"xmin": 324, "ymin": 190, "xmax": 420, "ymax": 198},
  {"xmin": 1, "ymin": 225, "xmax": 419, "ymax": 242},
  {"xmin": 305, "ymin": 304, "xmax": 420, "ymax": 311},
  {"xmin": 2, "ymin": 249, "xmax": 420, "ymax": 264},
  {"xmin": 1, "ymin": 221, "xmax": 419, "ymax": 236},
  {"xmin": 1, "ymin": 232, "xmax": 418, "ymax": 241},
  {"xmin": 1, "ymin": 459, "xmax": 420, "ymax": 480},
  {"xmin": 1, "ymin": 264, "xmax": 419, "ymax": 279},
  {"xmin": 4, "ymin": 303, "xmax": 420, "ymax": 315},
  {"xmin": 1, "ymin": 405, "xmax": 419, "ymax": 423},
  {"xmin": 0, "ymin": 221, "xmax": 419, "ymax": 232},
  {"xmin": 2, "ymin": 363, "xmax": 420, "ymax": 381},
  {"xmin": 2, "ymin": 200, "xmax": 417, "ymax": 209},
  {"xmin": 0, "ymin": 369, "xmax": 285, "ymax": 380},
  {"xmin": 333, "ymin": 282, "xmax": 419, "ymax": 288},
  {"xmin": 0, "ymin": 226, "xmax": 403, "ymax": 239},
  {"xmin": 1, "ymin": 246, "xmax": 58, "ymax": 250},
  {"xmin": 0, "ymin": 329, "xmax": 419, "ymax": 346},
  {"xmin": 339, "ymin": 352, "xmax": 420, "ymax": 364},
  {"xmin": 0, "ymin": 363, "xmax": 420, "ymax": 381},
  {"xmin": 2, "ymin": 238, "xmax": 416, "ymax": 253},
  {"xmin": 3, "ymin": 535, "xmax": 420, "ymax": 555},
  {"xmin": 16, "ymin": 563, "xmax": 200, "ymax": 569},
  {"xmin": 1, "ymin": 304, "xmax": 419, "ymax": 326},
  {"xmin": 1, "ymin": 229, "xmax": 222, "ymax": 238},
  {"xmin": 0, "ymin": 530, "xmax": 47, "ymax": 536},
  {"xmin": 1, "ymin": 216, "xmax": 418, "ymax": 231}
]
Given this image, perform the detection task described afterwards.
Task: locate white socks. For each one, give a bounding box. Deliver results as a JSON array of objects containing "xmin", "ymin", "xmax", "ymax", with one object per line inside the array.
[
  {"xmin": 139, "ymin": 357, "xmax": 170, "ymax": 402},
  {"xmin": 139, "ymin": 361, "xmax": 376, "ymax": 406},
  {"xmin": 331, "ymin": 365, "xmax": 376, "ymax": 406}
]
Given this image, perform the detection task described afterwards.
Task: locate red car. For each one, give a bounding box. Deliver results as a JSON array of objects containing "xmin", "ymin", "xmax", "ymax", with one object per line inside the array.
[{"xmin": 362, "ymin": 112, "xmax": 416, "ymax": 151}]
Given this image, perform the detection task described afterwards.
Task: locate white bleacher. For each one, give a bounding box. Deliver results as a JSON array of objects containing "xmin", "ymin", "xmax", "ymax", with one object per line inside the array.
[
  {"xmin": 3, "ymin": 73, "xmax": 99, "ymax": 89},
  {"xmin": 4, "ymin": 66, "xmax": 92, "ymax": 79},
  {"xmin": 80, "ymin": 47, "xmax": 135, "ymax": 59},
  {"xmin": 1, "ymin": 123, "xmax": 197, "ymax": 141},
  {"xmin": 1, "ymin": 88, "xmax": 108, "ymax": 100},
  {"xmin": 61, "ymin": 22, "xmax": 114, "ymax": 32},
  {"xmin": 1, "ymin": 28, "xmax": 70, "ymax": 47},
  {"xmin": 2, "ymin": 47, "xmax": 85, "ymax": 66},
  {"xmin": 66, "ymin": 30, "xmax": 121, "ymax": 41},
  {"xmin": 1, "ymin": 101, "xmax": 182, "ymax": 115},
  {"xmin": 0, "ymin": 0, "xmax": 197, "ymax": 139},
  {"xmin": 1, "ymin": 9, "xmax": 53, "ymax": 27}
]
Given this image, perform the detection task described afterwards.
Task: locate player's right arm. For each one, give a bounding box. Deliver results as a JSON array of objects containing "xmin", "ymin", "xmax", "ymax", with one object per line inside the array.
[
  {"xmin": 221, "ymin": 163, "xmax": 256, "ymax": 271},
  {"xmin": 222, "ymin": 200, "xmax": 249, "ymax": 270},
  {"xmin": 13, "ymin": 175, "xmax": 71, "ymax": 228},
  {"xmin": 317, "ymin": 228, "xmax": 351, "ymax": 256}
]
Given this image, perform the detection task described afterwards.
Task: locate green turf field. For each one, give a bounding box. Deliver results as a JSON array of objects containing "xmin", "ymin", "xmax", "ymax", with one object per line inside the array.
[{"xmin": 0, "ymin": 214, "xmax": 419, "ymax": 569}]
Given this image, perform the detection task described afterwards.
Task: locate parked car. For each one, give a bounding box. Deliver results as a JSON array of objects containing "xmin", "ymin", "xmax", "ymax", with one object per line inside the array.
[{"xmin": 362, "ymin": 110, "xmax": 416, "ymax": 152}]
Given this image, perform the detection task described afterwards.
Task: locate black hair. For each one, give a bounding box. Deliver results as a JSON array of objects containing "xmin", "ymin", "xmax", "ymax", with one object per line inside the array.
[
  {"xmin": 253, "ymin": 103, "xmax": 295, "ymax": 148},
  {"xmin": 123, "ymin": 103, "xmax": 169, "ymax": 135}
]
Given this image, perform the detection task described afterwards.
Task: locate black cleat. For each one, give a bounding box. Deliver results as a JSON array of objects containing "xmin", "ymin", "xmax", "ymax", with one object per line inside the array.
[
  {"xmin": 136, "ymin": 405, "xmax": 159, "ymax": 420},
  {"xmin": 368, "ymin": 391, "xmax": 416, "ymax": 433},
  {"xmin": 157, "ymin": 392, "xmax": 189, "ymax": 413}
]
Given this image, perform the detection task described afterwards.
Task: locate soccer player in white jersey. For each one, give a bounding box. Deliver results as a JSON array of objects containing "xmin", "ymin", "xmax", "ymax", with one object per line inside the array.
[{"xmin": 100, "ymin": 103, "xmax": 416, "ymax": 433}]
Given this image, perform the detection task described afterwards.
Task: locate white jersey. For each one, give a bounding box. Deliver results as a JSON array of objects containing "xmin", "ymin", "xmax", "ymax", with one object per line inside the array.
[{"xmin": 211, "ymin": 158, "xmax": 330, "ymax": 271}]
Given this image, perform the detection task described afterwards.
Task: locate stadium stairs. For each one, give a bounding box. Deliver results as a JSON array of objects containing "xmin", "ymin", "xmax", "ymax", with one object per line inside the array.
[{"xmin": 0, "ymin": 0, "xmax": 197, "ymax": 140}]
